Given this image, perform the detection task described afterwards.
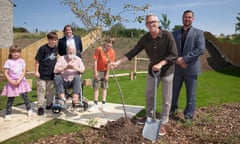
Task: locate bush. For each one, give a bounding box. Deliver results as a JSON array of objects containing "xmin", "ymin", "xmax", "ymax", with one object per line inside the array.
[{"xmin": 13, "ymin": 27, "xmax": 29, "ymax": 33}]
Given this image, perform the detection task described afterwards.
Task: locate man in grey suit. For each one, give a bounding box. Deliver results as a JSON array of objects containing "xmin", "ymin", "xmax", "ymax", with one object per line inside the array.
[{"xmin": 170, "ymin": 10, "xmax": 205, "ymax": 121}]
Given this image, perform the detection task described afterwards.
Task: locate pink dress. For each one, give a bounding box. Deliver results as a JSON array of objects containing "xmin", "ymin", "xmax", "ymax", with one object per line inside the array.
[{"xmin": 1, "ymin": 58, "xmax": 31, "ymax": 97}]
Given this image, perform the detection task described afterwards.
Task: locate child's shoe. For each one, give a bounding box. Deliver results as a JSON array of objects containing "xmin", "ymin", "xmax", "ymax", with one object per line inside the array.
[
  {"xmin": 37, "ymin": 107, "xmax": 44, "ymax": 116},
  {"xmin": 88, "ymin": 104, "xmax": 98, "ymax": 112},
  {"xmin": 46, "ymin": 103, "xmax": 53, "ymax": 110},
  {"xmin": 27, "ymin": 109, "xmax": 33, "ymax": 117},
  {"xmin": 101, "ymin": 104, "xmax": 107, "ymax": 112},
  {"xmin": 4, "ymin": 115, "xmax": 12, "ymax": 121}
]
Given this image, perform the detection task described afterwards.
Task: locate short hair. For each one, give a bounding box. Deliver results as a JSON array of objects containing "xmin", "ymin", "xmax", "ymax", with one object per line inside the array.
[
  {"xmin": 63, "ymin": 24, "xmax": 72, "ymax": 32},
  {"xmin": 47, "ymin": 32, "xmax": 58, "ymax": 40},
  {"xmin": 66, "ymin": 44, "xmax": 77, "ymax": 55},
  {"xmin": 145, "ymin": 14, "xmax": 159, "ymax": 22},
  {"xmin": 183, "ymin": 10, "xmax": 194, "ymax": 17},
  {"xmin": 67, "ymin": 44, "xmax": 76, "ymax": 50}
]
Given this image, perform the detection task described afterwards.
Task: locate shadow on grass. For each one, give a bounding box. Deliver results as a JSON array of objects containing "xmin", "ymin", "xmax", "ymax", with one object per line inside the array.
[{"xmin": 216, "ymin": 66, "xmax": 240, "ymax": 77}]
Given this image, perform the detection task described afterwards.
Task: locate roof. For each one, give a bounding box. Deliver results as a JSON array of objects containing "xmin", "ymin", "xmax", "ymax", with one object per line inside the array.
[{"xmin": 8, "ymin": 0, "xmax": 16, "ymax": 7}]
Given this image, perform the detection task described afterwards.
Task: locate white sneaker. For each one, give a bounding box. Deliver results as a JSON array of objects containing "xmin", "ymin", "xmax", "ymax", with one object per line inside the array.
[
  {"xmin": 88, "ymin": 104, "xmax": 98, "ymax": 112},
  {"xmin": 4, "ymin": 115, "xmax": 12, "ymax": 121},
  {"xmin": 27, "ymin": 109, "xmax": 33, "ymax": 117},
  {"xmin": 101, "ymin": 104, "xmax": 107, "ymax": 112}
]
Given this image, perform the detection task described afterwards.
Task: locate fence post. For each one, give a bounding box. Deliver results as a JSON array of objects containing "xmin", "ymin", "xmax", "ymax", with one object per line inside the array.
[{"xmin": 133, "ymin": 56, "xmax": 137, "ymax": 80}]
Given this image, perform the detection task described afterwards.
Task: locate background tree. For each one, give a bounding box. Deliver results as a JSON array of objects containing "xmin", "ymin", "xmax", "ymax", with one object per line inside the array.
[
  {"xmin": 108, "ymin": 23, "xmax": 126, "ymax": 36},
  {"xmin": 13, "ymin": 27, "xmax": 29, "ymax": 33},
  {"xmin": 160, "ymin": 13, "xmax": 170, "ymax": 30},
  {"xmin": 62, "ymin": 0, "xmax": 149, "ymax": 44},
  {"xmin": 236, "ymin": 12, "xmax": 240, "ymax": 33},
  {"xmin": 172, "ymin": 25, "xmax": 182, "ymax": 32}
]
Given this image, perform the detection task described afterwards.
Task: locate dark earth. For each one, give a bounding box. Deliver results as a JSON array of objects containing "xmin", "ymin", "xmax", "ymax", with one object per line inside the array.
[
  {"xmin": 29, "ymin": 103, "xmax": 240, "ymax": 144},
  {"xmin": 13, "ymin": 37, "xmax": 239, "ymax": 144}
]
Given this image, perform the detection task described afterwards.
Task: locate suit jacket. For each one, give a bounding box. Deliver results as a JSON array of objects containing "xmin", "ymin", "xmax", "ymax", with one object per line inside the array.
[
  {"xmin": 58, "ymin": 35, "xmax": 83, "ymax": 58},
  {"xmin": 173, "ymin": 27, "xmax": 205, "ymax": 75}
]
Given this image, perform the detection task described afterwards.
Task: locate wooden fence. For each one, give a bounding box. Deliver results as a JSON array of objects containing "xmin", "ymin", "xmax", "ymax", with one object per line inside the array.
[{"xmin": 0, "ymin": 29, "xmax": 101, "ymax": 74}]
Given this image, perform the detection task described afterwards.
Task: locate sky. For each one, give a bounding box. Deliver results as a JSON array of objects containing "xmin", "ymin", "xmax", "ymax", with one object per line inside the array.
[{"xmin": 13, "ymin": 0, "xmax": 240, "ymax": 36}]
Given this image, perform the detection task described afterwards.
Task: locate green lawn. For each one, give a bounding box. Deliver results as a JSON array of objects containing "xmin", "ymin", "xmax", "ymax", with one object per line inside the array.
[{"xmin": 1, "ymin": 67, "xmax": 240, "ymax": 143}]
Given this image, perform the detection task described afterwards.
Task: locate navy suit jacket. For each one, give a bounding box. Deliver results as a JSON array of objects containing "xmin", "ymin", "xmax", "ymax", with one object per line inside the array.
[
  {"xmin": 58, "ymin": 35, "xmax": 83, "ymax": 58},
  {"xmin": 173, "ymin": 27, "xmax": 205, "ymax": 75}
]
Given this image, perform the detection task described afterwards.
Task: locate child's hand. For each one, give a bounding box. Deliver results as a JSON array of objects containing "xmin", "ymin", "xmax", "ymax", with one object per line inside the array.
[
  {"xmin": 16, "ymin": 79, "xmax": 22, "ymax": 85},
  {"xmin": 104, "ymin": 76, "xmax": 109, "ymax": 81},
  {"xmin": 94, "ymin": 72, "xmax": 98, "ymax": 79},
  {"xmin": 9, "ymin": 80, "xmax": 19, "ymax": 86},
  {"xmin": 35, "ymin": 72, "xmax": 40, "ymax": 78}
]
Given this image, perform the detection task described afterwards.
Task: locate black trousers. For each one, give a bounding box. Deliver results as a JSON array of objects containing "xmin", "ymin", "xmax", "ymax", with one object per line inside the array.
[{"xmin": 6, "ymin": 93, "xmax": 31, "ymax": 115}]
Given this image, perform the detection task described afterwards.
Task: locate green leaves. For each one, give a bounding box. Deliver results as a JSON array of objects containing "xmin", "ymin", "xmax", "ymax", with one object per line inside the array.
[{"xmin": 62, "ymin": 0, "xmax": 149, "ymax": 30}]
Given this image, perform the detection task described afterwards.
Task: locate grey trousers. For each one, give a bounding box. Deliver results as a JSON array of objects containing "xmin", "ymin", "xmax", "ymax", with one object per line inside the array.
[
  {"xmin": 54, "ymin": 74, "xmax": 81, "ymax": 95},
  {"xmin": 145, "ymin": 73, "xmax": 173, "ymax": 125},
  {"xmin": 36, "ymin": 79, "xmax": 54, "ymax": 107}
]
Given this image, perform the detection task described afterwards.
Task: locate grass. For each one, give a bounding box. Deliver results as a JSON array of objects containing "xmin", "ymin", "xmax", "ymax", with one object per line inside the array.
[
  {"xmin": 0, "ymin": 67, "xmax": 240, "ymax": 143},
  {"xmin": 3, "ymin": 119, "xmax": 88, "ymax": 144}
]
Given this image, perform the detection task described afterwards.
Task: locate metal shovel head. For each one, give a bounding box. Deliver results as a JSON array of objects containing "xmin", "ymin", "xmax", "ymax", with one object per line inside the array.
[{"xmin": 142, "ymin": 117, "xmax": 161, "ymax": 142}]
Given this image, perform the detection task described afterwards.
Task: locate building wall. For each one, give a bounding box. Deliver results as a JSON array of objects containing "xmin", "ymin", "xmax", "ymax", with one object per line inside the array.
[{"xmin": 0, "ymin": 0, "xmax": 14, "ymax": 48}]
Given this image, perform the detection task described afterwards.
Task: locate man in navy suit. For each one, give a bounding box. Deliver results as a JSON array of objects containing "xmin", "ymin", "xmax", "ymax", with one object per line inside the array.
[
  {"xmin": 170, "ymin": 10, "xmax": 205, "ymax": 121},
  {"xmin": 58, "ymin": 25, "xmax": 83, "ymax": 58}
]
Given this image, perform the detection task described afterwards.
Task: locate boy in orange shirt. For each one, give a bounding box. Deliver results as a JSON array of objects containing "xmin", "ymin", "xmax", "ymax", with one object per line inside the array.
[{"xmin": 89, "ymin": 38, "xmax": 115, "ymax": 112}]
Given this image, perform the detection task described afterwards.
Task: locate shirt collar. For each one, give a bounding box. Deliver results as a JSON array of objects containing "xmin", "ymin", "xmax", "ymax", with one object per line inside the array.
[
  {"xmin": 66, "ymin": 35, "xmax": 74, "ymax": 40},
  {"xmin": 181, "ymin": 26, "xmax": 192, "ymax": 32},
  {"xmin": 148, "ymin": 27, "xmax": 162, "ymax": 39}
]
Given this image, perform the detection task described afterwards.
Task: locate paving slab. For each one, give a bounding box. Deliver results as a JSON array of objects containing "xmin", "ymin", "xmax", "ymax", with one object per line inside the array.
[
  {"xmin": 0, "ymin": 101, "xmax": 144, "ymax": 143},
  {"xmin": 58, "ymin": 102, "xmax": 144, "ymax": 128},
  {"xmin": 0, "ymin": 102, "xmax": 54, "ymax": 143}
]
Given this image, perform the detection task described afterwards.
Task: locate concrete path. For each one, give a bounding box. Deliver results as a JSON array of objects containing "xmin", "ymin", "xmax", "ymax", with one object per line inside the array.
[{"xmin": 0, "ymin": 101, "xmax": 143, "ymax": 143}]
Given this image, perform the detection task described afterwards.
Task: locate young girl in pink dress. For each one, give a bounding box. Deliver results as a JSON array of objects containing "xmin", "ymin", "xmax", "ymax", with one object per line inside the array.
[{"xmin": 1, "ymin": 45, "xmax": 32, "ymax": 121}]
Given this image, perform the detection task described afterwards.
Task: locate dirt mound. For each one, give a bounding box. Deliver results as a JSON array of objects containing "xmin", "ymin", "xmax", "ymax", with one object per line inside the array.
[
  {"xmin": 80, "ymin": 118, "xmax": 150, "ymax": 144},
  {"xmin": 14, "ymin": 38, "xmax": 39, "ymax": 48},
  {"xmin": 82, "ymin": 38, "xmax": 233, "ymax": 72},
  {"xmin": 29, "ymin": 103, "xmax": 240, "ymax": 144}
]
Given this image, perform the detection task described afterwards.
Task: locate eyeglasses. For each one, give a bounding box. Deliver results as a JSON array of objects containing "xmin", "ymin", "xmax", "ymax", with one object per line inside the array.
[{"xmin": 146, "ymin": 20, "xmax": 158, "ymax": 24}]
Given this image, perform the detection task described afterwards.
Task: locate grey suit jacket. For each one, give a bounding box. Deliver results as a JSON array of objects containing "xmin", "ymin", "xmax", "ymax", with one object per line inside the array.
[{"xmin": 173, "ymin": 27, "xmax": 205, "ymax": 75}]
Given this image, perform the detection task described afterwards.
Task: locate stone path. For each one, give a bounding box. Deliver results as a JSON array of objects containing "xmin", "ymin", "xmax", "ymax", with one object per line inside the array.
[{"xmin": 0, "ymin": 101, "xmax": 143, "ymax": 143}]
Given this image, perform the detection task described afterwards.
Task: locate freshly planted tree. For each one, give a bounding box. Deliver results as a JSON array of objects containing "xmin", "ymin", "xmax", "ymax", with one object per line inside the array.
[{"xmin": 62, "ymin": 0, "xmax": 149, "ymax": 44}]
